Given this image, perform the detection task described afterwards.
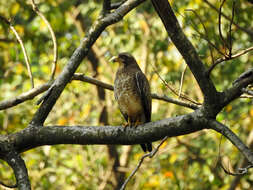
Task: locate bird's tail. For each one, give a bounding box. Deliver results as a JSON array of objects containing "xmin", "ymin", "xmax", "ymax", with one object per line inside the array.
[{"xmin": 140, "ymin": 143, "xmax": 152, "ymax": 152}]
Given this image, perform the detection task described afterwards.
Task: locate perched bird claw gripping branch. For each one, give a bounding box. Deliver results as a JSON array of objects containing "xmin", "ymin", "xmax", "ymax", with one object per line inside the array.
[{"xmin": 111, "ymin": 52, "xmax": 152, "ymax": 152}]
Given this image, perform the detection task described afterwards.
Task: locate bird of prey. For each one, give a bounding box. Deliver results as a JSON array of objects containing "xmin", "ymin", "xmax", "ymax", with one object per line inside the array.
[{"xmin": 111, "ymin": 52, "xmax": 152, "ymax": 152}]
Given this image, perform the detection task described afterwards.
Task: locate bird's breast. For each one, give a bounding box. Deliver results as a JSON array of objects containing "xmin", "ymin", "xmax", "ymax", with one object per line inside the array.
[{"xmin": 114, "ymin": 73, "xmax": 143, "ymax": 116}]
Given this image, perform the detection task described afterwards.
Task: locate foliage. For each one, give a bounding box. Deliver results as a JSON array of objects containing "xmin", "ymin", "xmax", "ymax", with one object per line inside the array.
[{"xmin": 0, "ymin": 0, "xmax": 253, "ymax": 189}]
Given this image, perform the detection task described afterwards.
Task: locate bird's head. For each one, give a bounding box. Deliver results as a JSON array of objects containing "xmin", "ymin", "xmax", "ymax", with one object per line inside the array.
[{"xmin": 110, "ymin": 52, "xmax": 137, "ymax": 67}]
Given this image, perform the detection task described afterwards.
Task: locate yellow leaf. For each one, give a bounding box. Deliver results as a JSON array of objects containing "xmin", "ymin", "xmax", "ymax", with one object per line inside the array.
[
  {"xmin": 11, "ymin": 3, "xmax": 20, "ymax": 15},
  {"xmin": 16, "ymin": 63, "xmax": 23, "ymax": 74},
  {"xmin": 139, "ymin": 20, "xmax": 149, "ymax": 34},
  {"xmin": 15, "ymin": 25, "xmax": 24, "ymax": 35},
  {"xmin": 81, "ymin": 104, "xmax": 91, "ymax": 117},
  {"xmin": 226, "ymin": 105, "xmax": 232, "ymax": 112},
  {"xmin": 250, "ymin": 108, "xmax": 253, "ymax": 117},
  {"xmin": 144, "ymin": 175, "xmax": 160, "ymax": 187},
  {"xmin": 40, "ymin": 20, "xmax": 47, "ymax": 31},
  {"xmin": 169, "ymin": 153, "xmax": 177, "ymax": 164}
]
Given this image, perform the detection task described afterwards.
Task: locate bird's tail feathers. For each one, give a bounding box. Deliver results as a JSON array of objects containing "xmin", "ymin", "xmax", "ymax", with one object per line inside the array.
[{"xmin": 140, "ymin": 143, "xmax": 152, "ymax": 152}]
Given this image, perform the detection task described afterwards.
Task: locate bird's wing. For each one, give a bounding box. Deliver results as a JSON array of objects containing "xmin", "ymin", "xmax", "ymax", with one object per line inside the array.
[{"xmin": 135, "ymin": 71, "xmax": 152, "ymax": 122}]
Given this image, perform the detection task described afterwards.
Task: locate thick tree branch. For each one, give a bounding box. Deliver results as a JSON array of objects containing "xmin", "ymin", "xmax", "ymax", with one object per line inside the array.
[
  {"xmin": 111, "ymin": 1, "xmax": 126, "ymax": 9},
  {"xmin": 221, "ymin": 68, "xmax": 253, "ymax": 107},
  {"xmin": 229, "ymin": 131, "xmax": 253, "ymax": 190},
  {"xmin": 151, "ymin": 0, "xmax": 220, "ymax": 111},
  {"xmin": 2, "ymin": 111, "xmax": 253, "ymax": 169},
  {"xmin": 209, "ymin": 120, "xmax": 253, "ymax": 164},
  {"xmin": 5, "ymin": 111, "xmax": 205, "ymax": 154},
  {"xmin": 4, "ymin": 152, "xmax": 31, "ymax": 190},
  {"xmin": 30, "ymin": 0, "xmax": 146, "ymax": 126}
]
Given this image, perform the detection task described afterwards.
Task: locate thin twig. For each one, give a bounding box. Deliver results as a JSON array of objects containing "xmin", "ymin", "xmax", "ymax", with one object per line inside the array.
[
  {"xmin": 220, "ymin": 162, "xmax": 253, "ymax": 176},
  {"xmin": 151, "ymin": 93, "xmax": 199, "ymax": 110},
  {"xmin": 31, "ymin": 0, "xmax": 58, "ymax": 80},
  {"xmin": 0, "ymin": 180, "xmax": 17, "ymax": 188},
  {"xmin": 185, "ymin": 9, "xmax": 225, "ymax": 57},
  {"xmin": 218, "ymin": 0, "xmax": 229, "ymax": 53},
  {"xmin": 119, "ymin": 136, "xmax": 168, "ymax": 190},
  {"xmin": 0, "ymin": 38, "xmax": 15, "ymax": 42},
  {"xmin": 228, "ymin": 0, "xmax": 235, "ymax": 57},
  {"xmin": 179, "ymin": 64, "xmax": 187, "ymax": 98},
  {"xmin": 207, "ymin": 46, "xmax": 253, "ymax": 75},
  {"xmin": 203, "ymin": 0, "xmax": 253, "ymax": 38},
  {"xmin": 184, "ymin": 9, "xmax": 215, "ymax": 64},
  {"xmin": 73, "ymin": 73, "xmax": 200, "ymax": 109},
  {"xmin": 0, "ymin": 73, "xmax": 199, "ymax": 110},
  {"xmin": 0, "ymin": 15, "xmax": 34, "ymax": 88},
  {"xmin": 72, "ymin": 73, "xmax": 114, "ymax": 90},
  {"xmin": 152, "ymin": 68, "xmax": 201, "ymax": 105}
]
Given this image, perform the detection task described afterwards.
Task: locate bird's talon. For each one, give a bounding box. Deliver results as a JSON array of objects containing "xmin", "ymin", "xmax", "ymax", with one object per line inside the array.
[
  {"xmin": 124, "ymin": 123, "xmax": 129, "ymax": 128},
  {"xmin": 134, "ymin": 121, "xmax": 142, "ymax": 127}
]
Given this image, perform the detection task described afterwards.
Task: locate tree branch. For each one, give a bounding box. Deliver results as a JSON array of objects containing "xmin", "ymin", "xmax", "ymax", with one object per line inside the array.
[
  {"xmin": 73, "ymin": 73, "xmax": 199, "ymax": 110},
  {"xmin": 102, "ymin": 0, "xmax": 111, "ymax": 16},
  {"xmin": 72, "ymin": 73, "xmax": 113, "ymax": 91},
  {"xmin": 218, "ymin": 0, "xmax": 229, "ymax": 53},
  {"xmin": 4, "ymin": 152, "xmax": 31, "ymax": 190},
  {"xmin": 120, "ymin": 136, "xmax": 168, "ymax": 190},
  {"xmin": 31, "ymin": 0, "xmax": 58, "ymax": 80},
  {"xmin": 203, "ymin": 0, "xmax": 253, "ymax": 38},
  {"xmin": 111, "ymin": 1, "xmax": 126, "ymax": 9},
  {"xmin": 0, "ymin": 180, "xmax": 17, "ymax": 189},
  {"xmin": 0, "ymin": 73, "xmax": 198, "ymax": 111},
  {"xmin": 208, "ymin": 120, "xmax": 253, "ymax": 164},
  {"xmin": 29, "ymin": 0, "xmax": 146, "ymax": 126},
  {"xmin": 207, "ymin": 46, "xmax": 253, "ymax": 76},
  {"xmin": 152, "ymin": 67, "xmax": 201, "ymax": 105},
  {"xmin": 220, "ymin": 161, "xmax": 253, "ymax": 176},
  {"xmin": 5, "ymin": 111, "xmax": 205, "ymax": 154},
  {"xmin": 221, "ymin": 68, "xmax": 253, "ymax": 107},
  {"xmin": 151, "ymin": 0, "xmax": 220, "ymax": 113},
  {"xmin": 0, "ymin": 83, "xmax": 51, "ymax": 110}
]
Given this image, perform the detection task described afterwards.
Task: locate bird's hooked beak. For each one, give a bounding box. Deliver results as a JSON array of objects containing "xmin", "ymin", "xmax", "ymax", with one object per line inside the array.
[{"xmin": 109, "ymin": 56, "xmax": 122, "ymax": 63}]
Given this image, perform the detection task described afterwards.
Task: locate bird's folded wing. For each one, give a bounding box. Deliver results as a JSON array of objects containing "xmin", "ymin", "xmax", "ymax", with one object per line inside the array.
[{"xmin": 135, "ymin": 71, "xmax": 151, "ymax": 122}]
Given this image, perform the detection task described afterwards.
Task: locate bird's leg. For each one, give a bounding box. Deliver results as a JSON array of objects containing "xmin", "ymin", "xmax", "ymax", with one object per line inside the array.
[
  {"xmin": 134, "ymin": 118, "xmax": 142, "ymax": 127},
  {"xmin": 124, "ymin": 117, "xmax": 131, "ymax": 128}
]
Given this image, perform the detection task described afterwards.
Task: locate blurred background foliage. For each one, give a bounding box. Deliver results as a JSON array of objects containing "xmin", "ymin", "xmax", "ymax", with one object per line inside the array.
[{"xmin": 0, "ymin": 0, "xmax": 253, "ymax": 189}]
